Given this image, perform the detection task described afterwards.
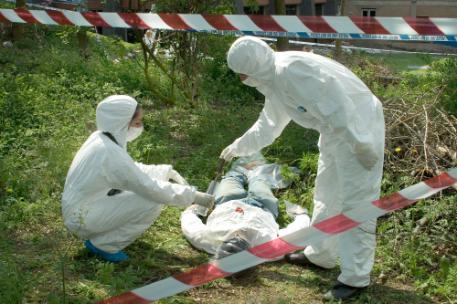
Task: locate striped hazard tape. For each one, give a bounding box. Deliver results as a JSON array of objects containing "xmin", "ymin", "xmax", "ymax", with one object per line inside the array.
[
  {"xmin": 1, "ymin": 9, "xmax": 457, "ymax": 41},
  {"xmin": 99, "ymin": 168, "xmax": 457, "ymax": 303}
]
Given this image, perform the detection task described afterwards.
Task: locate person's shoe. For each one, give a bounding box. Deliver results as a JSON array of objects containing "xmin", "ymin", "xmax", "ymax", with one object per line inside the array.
[
  {"xmin": 323, "ymin": 281, "xmax": 366, "ymax": 301},
  {"xmin": 84, "ymin": 240, "xmax": 129, "ymax": 263},
  {"xmin": 284, "ymin": 252, "xmax": 326, "ymax": 270}
]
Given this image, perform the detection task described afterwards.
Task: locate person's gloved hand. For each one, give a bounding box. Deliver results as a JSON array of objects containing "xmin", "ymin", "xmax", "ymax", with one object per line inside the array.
[
  {"xmin": 220, "ymin": 145, "xmax": 236, "ymax": 162},
  {"xmin": 354, "ymin": 143, "xmax": 379, "ymax": 170},
  {"xmin": 168, "ymin": 169, "xmax": 189, "ymax": 185},
  {"xmin": 194, "ymin": 191, "xmax": 215, "ymax": 209}
]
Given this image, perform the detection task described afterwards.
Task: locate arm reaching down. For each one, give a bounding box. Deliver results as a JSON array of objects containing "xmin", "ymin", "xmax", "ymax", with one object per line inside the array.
[
  {"xmin": 104, "ymin": 150, "xmax": 196, "ymax": 207},
  {"xmin": 221, "ymin": 98, "xmax": 291, "ymax": 161}
]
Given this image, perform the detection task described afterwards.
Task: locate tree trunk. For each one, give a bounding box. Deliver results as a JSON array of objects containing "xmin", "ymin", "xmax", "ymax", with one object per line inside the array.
[
  {"xmin": 12, "ymin": 0, "xmax": 26, "ymax": 41},
  {"xmin": 234, "ymin": 0, "xmax": 244, "ymax": 13},
  {"xmin": 334, "ymin": 0, "xmax": 346, "ymax": 59},
  {"xmin": 411, "ymin": 0, "xmax": 417, "ymax": 17},
  {"xmin": 140, "ymin": 41, "xmax": 175, "ymax": 106},
  {"xmin": 274, "ymin": 0, "xmax": 289, "ymax": 51},
  {"xmin": 77, "ymin": 29, "xmax": 89, "ymax": 58}
]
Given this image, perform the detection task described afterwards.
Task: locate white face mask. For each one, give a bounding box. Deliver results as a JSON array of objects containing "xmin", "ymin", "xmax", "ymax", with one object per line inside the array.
[
  {"xmin": 242, "ymin": 77, "xmax": 262, "ymax": 88},
  {"xmin": 126, "ymin": 125, "xmax": 143, "ymax": 142}
]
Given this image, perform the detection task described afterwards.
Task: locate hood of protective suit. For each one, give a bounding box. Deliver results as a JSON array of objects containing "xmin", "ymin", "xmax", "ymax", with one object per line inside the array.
[
  {"xmin": 227, "ymin": 36, "xmax": 276, "ymax": 93},
  {"xmin": 96, "ymin": 95, "xmax": 137, "ymax": 148}
]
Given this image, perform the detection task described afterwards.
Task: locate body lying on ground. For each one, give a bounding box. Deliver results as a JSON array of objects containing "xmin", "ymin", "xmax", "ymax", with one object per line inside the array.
[{"xmin": 181, "ymin": 156, "xmax": 310, "ymax": 259}]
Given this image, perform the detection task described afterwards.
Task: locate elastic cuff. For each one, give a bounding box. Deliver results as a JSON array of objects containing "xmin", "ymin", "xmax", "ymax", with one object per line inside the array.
[{"xmin": 336, "ymin": 274, "xmax": 370, "ymax": 288}]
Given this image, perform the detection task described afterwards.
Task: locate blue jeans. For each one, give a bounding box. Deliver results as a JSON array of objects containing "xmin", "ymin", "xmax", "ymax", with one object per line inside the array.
[{"xmin": 214, "ymin": 171, "xmax": 279, "ymax": 218}]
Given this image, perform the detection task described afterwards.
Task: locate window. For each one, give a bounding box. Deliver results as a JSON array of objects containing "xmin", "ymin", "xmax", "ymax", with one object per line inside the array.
[
  {"xmin": 315, "ymin": 4, "xmax": 324, "ymax": 16},
  {"xmin": 285, "ymin": 4, "xmax": 298, "ymax": 15},
  {"xmin": 244, "ymin": 5, "xmax": 265, "ymax": 15},
  {"xmin": 362, "ymin": 8, "xmax": 376, "ymax": 17}
]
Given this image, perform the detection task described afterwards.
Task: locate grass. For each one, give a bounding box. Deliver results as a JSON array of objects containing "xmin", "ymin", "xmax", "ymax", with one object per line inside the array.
[
  {"xmin": 362, "ymin": 53, "xmax": 440, "ymax": 74},
  {"xmin": 1, "ymin": 22, "xmax": 456, "ymax": 303}
]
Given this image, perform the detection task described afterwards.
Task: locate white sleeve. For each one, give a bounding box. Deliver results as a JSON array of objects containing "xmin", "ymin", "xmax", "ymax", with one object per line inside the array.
[
  {"xmin": 181, "ymin": 207, "xmax": 216, "ymax": 254},
  {"xmin": 230, "ymin": 98, "xmax": 291, "ymax": 157},
  {"xmin": 278, "ymin": 214, "xmax": 311, "ymax": 237},
  {"xmin": 103, "ymin": 150, "xmax": 196, "ymax": 207},
  {"xmin": 135, "ymin": 162, "xmax": 173, "ymax": 181}
]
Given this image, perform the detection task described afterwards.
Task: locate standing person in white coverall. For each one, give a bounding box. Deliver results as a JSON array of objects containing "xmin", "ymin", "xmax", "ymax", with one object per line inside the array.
[
  {"xmin": 62, "ymin": 95, "xmax": 214, "ymax": 263},
  {"xmin": 220, "ymin": 36, "xmax": 385, "ymax": 300}
]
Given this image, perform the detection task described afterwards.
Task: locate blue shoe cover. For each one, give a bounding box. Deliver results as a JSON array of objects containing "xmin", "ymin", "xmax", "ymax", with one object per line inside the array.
[{"xmin": 84, "ymin": 240, "xmax": 129, "ymax": 263}]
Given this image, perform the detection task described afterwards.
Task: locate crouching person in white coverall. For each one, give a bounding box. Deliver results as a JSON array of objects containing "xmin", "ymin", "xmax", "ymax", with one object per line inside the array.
[
  {"xmin": 62, "ymin": 95, "xmax": 214, "ymax": 263},
  {"xmin": 181, "ymin": 161, "xmax": 310, "ymax": 259},
  {"xmin": 220, "ymin": 36, "xmax": 385, "ymax": 300}
]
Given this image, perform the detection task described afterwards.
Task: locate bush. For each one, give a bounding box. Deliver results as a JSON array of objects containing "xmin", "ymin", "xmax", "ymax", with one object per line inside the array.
[
  {"xmin": 0, "ymin": 26, "xmax": 155, "ymax": 203},
  {"xmin": 198, "ymin": 34, "xmax": 260, "ymax": 104},
  {"xmin": 429, "ymin": 57, "xmax": 457, "ymax": 115}
]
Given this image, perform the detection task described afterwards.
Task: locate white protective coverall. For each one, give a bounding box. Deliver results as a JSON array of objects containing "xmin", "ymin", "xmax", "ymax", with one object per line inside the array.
[
  {"xmin": 62, "ymin": 95, "xmax": 196, "ymax": 253},
  {"xmin": 224, "ymin": 36, "xmax": 385, "ymax": 287},
  {"xmin": 181, "ymin": 200, "xmax": 310, "ymax": 255}
]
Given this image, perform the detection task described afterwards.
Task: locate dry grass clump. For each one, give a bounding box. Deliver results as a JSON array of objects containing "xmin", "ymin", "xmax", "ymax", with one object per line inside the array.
[{"xmin": 383, "ymin": 87, "xmax": 457, "ymax": 181}]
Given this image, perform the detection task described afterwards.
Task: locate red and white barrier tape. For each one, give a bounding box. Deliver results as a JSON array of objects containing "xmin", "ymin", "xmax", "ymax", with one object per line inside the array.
[
  {"xmin": 1, "ymin": 9, "xmax": 457, "ymax": 41},
  {"xmin": 99, "ymin": 168, "xmax": 456, "ymax": 303}
]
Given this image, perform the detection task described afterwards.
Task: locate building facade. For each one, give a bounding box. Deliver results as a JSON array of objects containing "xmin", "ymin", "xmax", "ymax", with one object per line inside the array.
[
  {"xmin": 345, "ymin": 0, "xmax": 457, "ymax": 18},
  {"xmin": 236, "ymin": 0, "xmax": 339, "ymax": 16}
]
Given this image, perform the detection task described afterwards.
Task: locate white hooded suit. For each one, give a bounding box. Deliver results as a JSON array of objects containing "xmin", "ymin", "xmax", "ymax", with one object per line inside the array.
[
  {"xmin": 224, "ymin": 37, "xmax": 385, "ymax": 287},
  {"xmin": 62, "ymin": 95, "xmax": 196, "ymax": 253}
]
